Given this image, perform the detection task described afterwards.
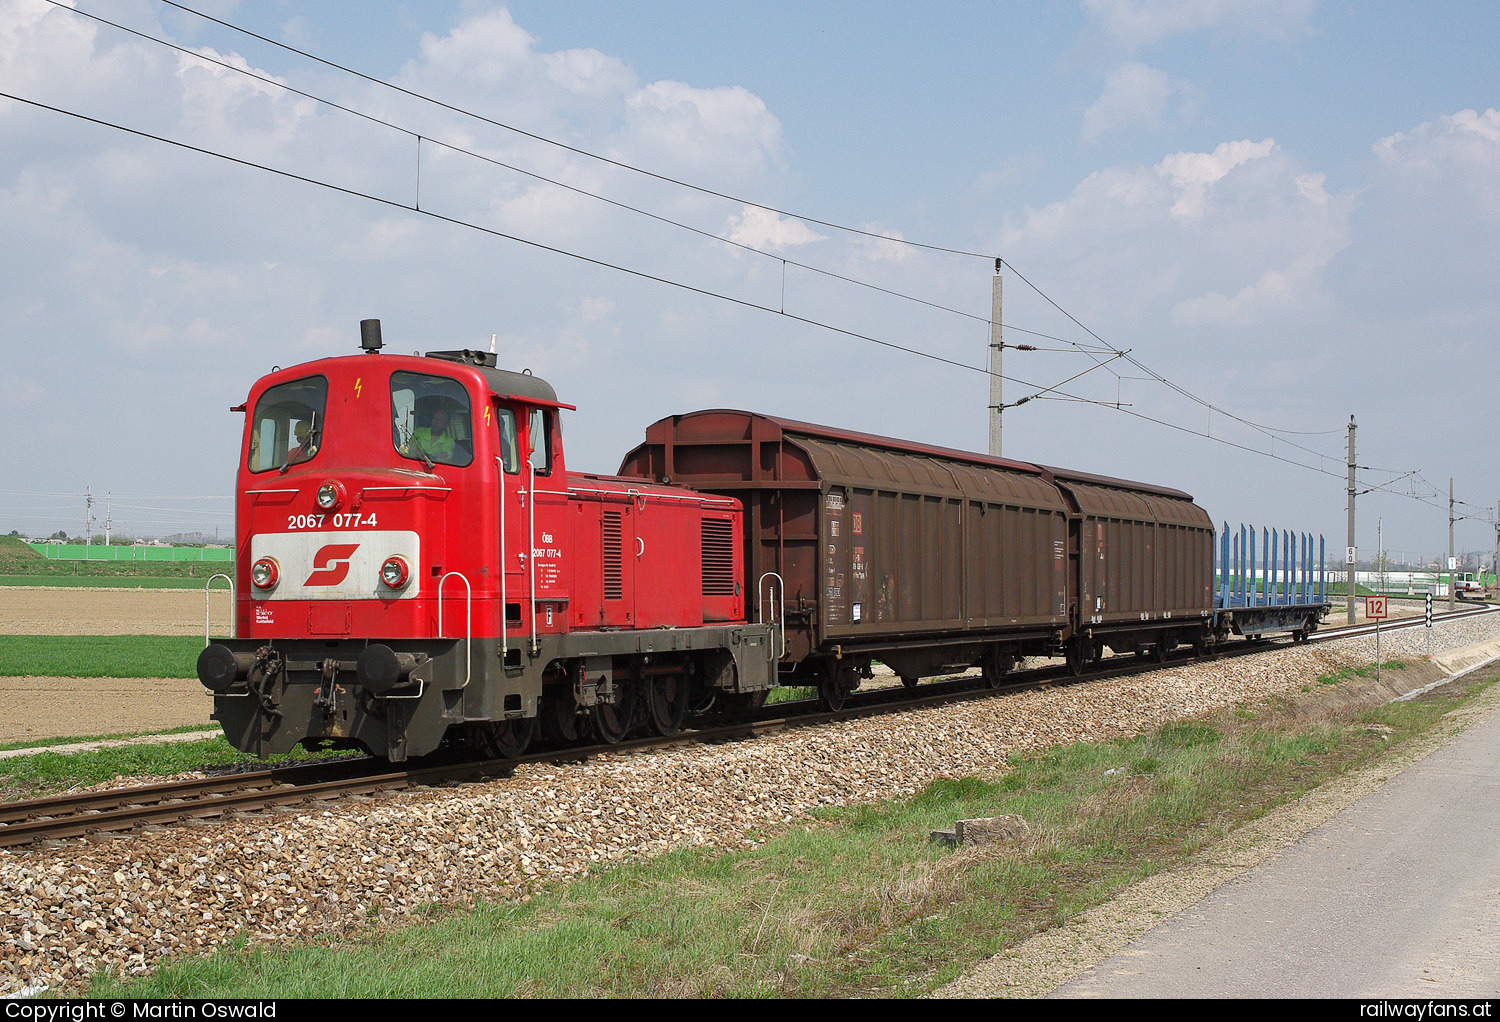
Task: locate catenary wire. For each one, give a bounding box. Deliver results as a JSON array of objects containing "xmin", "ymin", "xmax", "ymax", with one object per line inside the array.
[
  {"xmin": 87, "ymin": 1, "xmax": 1356, "ymax": 472},
  {"xmin": 0, "ymin": 89, "xmax": 1086, "ymax": 398}
]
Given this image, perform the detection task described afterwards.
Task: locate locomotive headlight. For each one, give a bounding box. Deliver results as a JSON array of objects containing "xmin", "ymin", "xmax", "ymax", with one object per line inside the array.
[
  {"xmin": 380, "ymin": 556, "xmax": 410, "ymax": 589},
  {"xmin": 316, "ymin": 481, "xmax": 344, "ymax": 510},
  {"xmin": 251, "ymin": 557, "xmax": 280, "ymax": 590}
]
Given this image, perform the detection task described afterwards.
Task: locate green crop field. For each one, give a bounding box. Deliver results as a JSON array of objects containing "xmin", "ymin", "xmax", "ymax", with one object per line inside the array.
[{"xmin": 0, "ymin": 635, "xmax": 201, "ymax": 678}]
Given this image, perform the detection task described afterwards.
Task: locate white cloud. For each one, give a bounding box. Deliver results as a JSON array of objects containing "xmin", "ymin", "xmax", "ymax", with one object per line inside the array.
[
  {"xmin": 1374, "ymin": 108, "xmax": 1500, "ymax": 221},
  {"xmin": 1171, "ymin": 252, "xmax": 1325, "ymax": 326},
  {"xmin": 721, "ymin": 206, "xmax": 825, "ymax": 251},
  {"xmin": 997, "ymin": 137, "xmax": 1347, "ymax": 331},
  {"xmin": 1156, "ymin": 138, "xmax": 1276, "ymax": 217},
  {"xmin": 622, "ymin": 80, "xmax": 783, "ymax": 180},
  {"xmin": 1081, "ymin": 62, "xmax": 1175, "ymax": 141},
  {"xmin": 1083, "ymin": 0, "xmax": 1315, "ymax": 50},
  {"xmin": 409, "ymin": 8, "xmax": 537, "ymax": 88}
]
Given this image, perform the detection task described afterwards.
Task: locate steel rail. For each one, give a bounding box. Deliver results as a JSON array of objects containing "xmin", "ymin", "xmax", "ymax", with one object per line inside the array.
[{"xmin": 7, "ymin": 601, "xmax": 1492, "ymax": 849}]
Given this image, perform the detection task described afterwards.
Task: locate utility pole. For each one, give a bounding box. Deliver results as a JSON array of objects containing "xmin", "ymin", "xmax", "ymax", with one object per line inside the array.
[
  {"xmin": 83, "ymin": 487, "xmax": 94, "ymax": 553},
  {"xmin": 1449, "ymin": 478, "xmax": 1456, "ymax": 612},
  {"xmin": 1346, "ymin": 416, "xmax": 1356, "ymax": 625},
  {"xmin": 987, "ymin": 259, "xmax": 1003, "ymax": 457}
]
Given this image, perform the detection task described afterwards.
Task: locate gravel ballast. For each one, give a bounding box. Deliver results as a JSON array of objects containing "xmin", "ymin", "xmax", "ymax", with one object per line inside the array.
[{"xmin": 3, "ymin": 614, "xmax": 1496, "ymax": 995}]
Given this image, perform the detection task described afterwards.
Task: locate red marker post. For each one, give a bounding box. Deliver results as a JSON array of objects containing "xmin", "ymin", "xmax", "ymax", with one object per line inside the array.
[{"xmin": 1366, "ymin": 595, "xmax": 1388, "ymax": 684}]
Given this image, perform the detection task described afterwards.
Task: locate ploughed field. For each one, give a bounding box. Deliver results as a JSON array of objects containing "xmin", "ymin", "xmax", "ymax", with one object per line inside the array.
[{"xmin": 0, "ymin": 588, "xmax": 230, "ymax": 744}]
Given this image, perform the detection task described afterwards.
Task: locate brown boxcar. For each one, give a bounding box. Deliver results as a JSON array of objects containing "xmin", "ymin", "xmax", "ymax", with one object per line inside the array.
[
  {"xmin": 620, "ymin": 410, "xmax": 1214, "ymax": 705},
  {"xmin": 1041, "ymin": 465, "xmax": 1215, "ymax": 668}
]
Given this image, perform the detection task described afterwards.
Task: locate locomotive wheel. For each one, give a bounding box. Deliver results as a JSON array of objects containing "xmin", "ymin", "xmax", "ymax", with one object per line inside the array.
[
  {"xmin": 539, "ymin": 689, "xmax": 580, "ymax": 744},
  {"xmin": 647, "ymin": 673, "xmax": 690, "ymax": 736},
  {"xmin": 592, "ymin": 685, "xmax": 636, "ymax": 744},
  {"xmin": 481, "ymin": 717, "xmax": 536, "ymax": 760}
]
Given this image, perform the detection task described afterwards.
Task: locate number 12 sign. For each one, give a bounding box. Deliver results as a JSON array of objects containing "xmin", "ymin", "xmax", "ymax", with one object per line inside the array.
[{"xmin": 1365, "ymin": 595, "xmax": 1388, "ymax": 620}]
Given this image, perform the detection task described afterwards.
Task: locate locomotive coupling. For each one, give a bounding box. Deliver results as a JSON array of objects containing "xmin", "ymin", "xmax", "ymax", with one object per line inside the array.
[
  {"xmin": 197, "ymin": 644, "xmax": 257, "ymax": 693},
  {"xmin": 356, "ymin": 643, "xmax": 419, "ymax": 695}
]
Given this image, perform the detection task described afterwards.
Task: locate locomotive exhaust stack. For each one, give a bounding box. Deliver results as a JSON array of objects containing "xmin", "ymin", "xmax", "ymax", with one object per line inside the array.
[{"xmin": 359, "ymin": 318, "xmax": 382, "ymax": 353}]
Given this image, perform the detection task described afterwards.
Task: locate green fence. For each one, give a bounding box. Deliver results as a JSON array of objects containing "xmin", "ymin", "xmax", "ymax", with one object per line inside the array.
[{"xmin": 31, "ymin": 543, "xmax": 234, "ymax": 562}]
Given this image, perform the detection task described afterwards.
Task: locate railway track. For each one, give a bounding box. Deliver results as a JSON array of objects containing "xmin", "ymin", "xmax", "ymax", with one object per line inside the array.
[{"xmin": 5, "ymin": 601, "xmax": 1492, "ymax": 851}]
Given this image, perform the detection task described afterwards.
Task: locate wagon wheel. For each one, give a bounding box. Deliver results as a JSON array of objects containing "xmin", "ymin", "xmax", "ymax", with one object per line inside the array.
[
  {"xmin": 1292, "ymin": 629, "xmax": 1307, "ymax": 644},
  {"xmin": 646, "ymin": 673, "xmax": 690, "ymax": 736},
  {"xmin": 982, "ymin": 651, "xmax": 1014, "ymax": 690},
  {"xmin": 1065, "ymin": 643, "xmax": 1085, "ymax": 677},
  {"xmin": 480, "ymin": 716, "xmax": 536, "ymax": 760},
  {"xmin": 1153, "ymin": 641, "xmax": 1169, "ymax": 663},
  {"xmin": 819, "ymin": 663, "xmax": 858, "ymax": 713},
  {"xmin": 818, "ymin": 672, "xmax": 847, "ymax": 712},
  {"xmin": 899, "ymin": 674, "xmax": 919, "ymax": 690},
  {"xmin": 592, "ymin": 684, "xmax": 636, "ymax": 744},
  {"xmin": 722, "ymin": 689, "xmax": 768, "ymax": 721}
]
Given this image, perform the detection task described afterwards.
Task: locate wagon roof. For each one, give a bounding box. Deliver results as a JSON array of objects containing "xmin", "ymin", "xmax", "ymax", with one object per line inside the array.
[
  {"xmin": 730, "ymin": 411, "xmax": 1051, "ymax": 477},
  {"xmin": 673, "ymin": 410, "xmax": 1197, "ymax": 499}
]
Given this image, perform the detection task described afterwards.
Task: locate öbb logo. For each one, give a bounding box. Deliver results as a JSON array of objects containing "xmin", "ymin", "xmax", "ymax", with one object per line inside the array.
[{"xmin": 304, "ymin": 544, "xmax": 360, "ymax": 586}]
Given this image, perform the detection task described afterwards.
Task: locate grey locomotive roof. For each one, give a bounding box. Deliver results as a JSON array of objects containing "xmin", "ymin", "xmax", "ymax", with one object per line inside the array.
[{"xmin": 425, "ymin": 349, "xmax": 560, "ymax": 405}]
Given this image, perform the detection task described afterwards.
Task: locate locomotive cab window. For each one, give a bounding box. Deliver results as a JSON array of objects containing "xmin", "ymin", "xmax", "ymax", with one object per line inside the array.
[
  {"xmin": 495, "ymin": 404, "xmax": 519, "ymax": 475},
  {"xmin": 527, "ymin": 407, "xmax": 552, "ymax": 477},
  {"xmin": 391, "ymin": 371, "xmax": 474, "ymax": 468},
  {"xmin": 248, "ymin": 376, "xmax": 327, "ymax": 473}
]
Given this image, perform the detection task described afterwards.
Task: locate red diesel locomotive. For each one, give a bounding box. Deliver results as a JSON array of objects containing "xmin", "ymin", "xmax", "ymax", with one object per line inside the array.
[
  {"xmin": 202, "ymin": 320, "xmax": 1227, "ymax": 761},
  {"xmin": 198, "ymin": 321, "xmax": 779, "ymax": 761}
]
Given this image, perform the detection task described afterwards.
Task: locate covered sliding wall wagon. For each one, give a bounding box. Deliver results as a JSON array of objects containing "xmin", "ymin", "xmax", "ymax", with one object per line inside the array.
[{"xmin": 619, "ymin": 410, "xmax": 1215, "ymax": 700}]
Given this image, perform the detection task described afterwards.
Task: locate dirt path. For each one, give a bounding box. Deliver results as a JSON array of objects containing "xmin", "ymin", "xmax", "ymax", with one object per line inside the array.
[{"xmin": 0, "ymin": 677, "xmax": 214, "ymax": 744}]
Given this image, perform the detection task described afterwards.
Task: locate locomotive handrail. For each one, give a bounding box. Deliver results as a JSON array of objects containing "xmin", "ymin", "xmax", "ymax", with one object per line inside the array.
[
  {"xmin": 758, "ymin": 572, "xmax": 785, "ymax": 663},
  {"xmin": 359, "ymin": 485, "xmax": 452, "ymax": 495},
  {"xmin": 437, "ymin": 571, "xmax": 472, "ymax": 688},
  {"xmin": 528, "ymin": 460, "xmax": 538, "ymax": 655},
  {"xmin": 497, "ymin": 455, "xmax": 509, "ymax": 664},
  {"xmin": 204, "ymin": 573, "xmax": 233, "ymax": 646}
]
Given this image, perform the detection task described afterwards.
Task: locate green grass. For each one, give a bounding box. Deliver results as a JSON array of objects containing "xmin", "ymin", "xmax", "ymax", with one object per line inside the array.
[
  {"xmin": 0, "ymin": 736, "xmax": 357, "ymax": 802},
  {"xmin": 82, "ymin": 665, "xmax": 1494, "ymax": 999},
  {"xmin": 1316, "ymin": 660, "xmax": 1407, "ymax": 686},
  {"xmin": 0, "ymin": 635, "xmax": 201, "ymax": 678}
]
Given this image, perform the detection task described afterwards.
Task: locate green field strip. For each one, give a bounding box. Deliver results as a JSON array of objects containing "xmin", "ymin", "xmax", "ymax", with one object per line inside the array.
[{"xmin": 0, "ymin": 635, "xmax": 202, "ymax": 678}]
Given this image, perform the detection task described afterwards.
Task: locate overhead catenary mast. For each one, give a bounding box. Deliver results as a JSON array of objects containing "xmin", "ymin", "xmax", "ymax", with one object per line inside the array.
[{"xmin": 987, "ymin": 260, "xmax": 1003, "ymax": 457}]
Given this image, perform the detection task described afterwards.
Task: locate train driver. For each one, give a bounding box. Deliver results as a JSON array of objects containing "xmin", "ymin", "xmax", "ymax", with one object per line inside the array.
[
  {"xmin": 411, "ymin": 407, "xmax": 458, "ymax": 461},
  {"xmin": 286, "ymin": 418, "xmax": 319, "ymax": 466}
]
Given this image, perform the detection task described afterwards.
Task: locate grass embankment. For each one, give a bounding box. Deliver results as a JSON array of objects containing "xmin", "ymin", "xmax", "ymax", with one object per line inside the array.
[
  {"xmin": 0, "ymin": 736, "xmax": 346, "ymax": 799},
  {"xmin": 0, "ymin": 636, "xmax": 200, "ymax": 678},
  {"xmin": 74, "ymin": 662, "xmax": 1495, "ymax": 999},
  {"xmin": 0, "ymin": 536, "xmax": 230, "ymax": 587}
]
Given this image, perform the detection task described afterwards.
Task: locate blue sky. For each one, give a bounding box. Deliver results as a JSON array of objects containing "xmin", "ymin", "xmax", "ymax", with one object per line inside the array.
[{"xmin": 2, "ymin": 0, "xmax": 1498, "ymax": 566}]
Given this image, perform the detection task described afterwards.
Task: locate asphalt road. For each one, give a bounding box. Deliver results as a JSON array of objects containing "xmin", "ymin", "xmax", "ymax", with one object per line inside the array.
[{"xmin": 1052, "ymin": 683, "xmax": 1500, "ymax": 998}]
